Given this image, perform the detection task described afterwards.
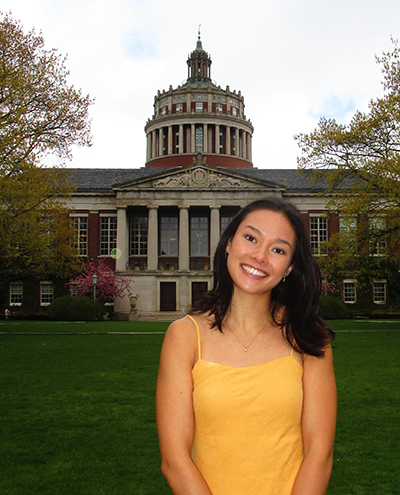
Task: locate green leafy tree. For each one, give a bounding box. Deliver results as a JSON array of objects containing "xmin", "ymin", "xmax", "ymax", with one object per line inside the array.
[
  {"xmin": 0, "ymin": 12, "xmax": 93, "ymax": 280},
  {"xmin": 295, "ymin": 39, "xmax": 400, "ymax": 304},
  {"xmin": 295, "ymin": 38, "xmax": 400, "ymax": 253}
]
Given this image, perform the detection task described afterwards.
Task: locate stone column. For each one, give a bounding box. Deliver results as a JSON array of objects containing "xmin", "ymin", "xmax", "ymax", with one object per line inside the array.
[
  {"xmin": 146, "ymin": 133, "xmax": 151, "ymax": 161},
  {"xmin": 226, "ymin": 126, "xmax": 231, "ymax": 155},
  {"xmin": 210, "ymin": 206, "xmax": 220, "ymax": 270},
  {"xmin": 116, "ymin": 207, "xmax": 128, "ymax": 271},
  {"xmin": 191, "ymin": 124, "xmax": 196, "ymax": 153},
  {"xmin": 152, "ymin": 130, "xmax": 157, "ymax": 158},
  {"xmin": 158, "ymin": 128, "xmax": 164, "ymax": 156},
  {"xmin": 147, "ymin": 206, "xmax": 158, "ymax": 270},
  {"xmin": 168, "ymin": 126, "xmax": 173, "ymax": 155},
  {"xmin": 203, "ymin": 123, "xmax": 208, "ymax": 153},
  {"xmin": 179, "ymin": 206, "xmax": 189, "ymax": 271},
  {"xmin": 242, "ymin": 131, "xmax": 247, "ymax": 159},
  {"xmin": 247, "ymin": 133, "xmax": 252, "ymax": 161},
  {"xmin": 215, "ymin": 124, "xmax": 220, "ymax": 154},
  {"xmin": 179, "ymin": 124, "xmax": 184, "ymax": 153},
  {"xmin": 235, "ymin": 128, "xmax": 240, "ymax": 156}
]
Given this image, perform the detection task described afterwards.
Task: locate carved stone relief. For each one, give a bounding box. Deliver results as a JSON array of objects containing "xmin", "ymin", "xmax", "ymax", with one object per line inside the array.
[{"xmin": 153, "ymin": 167, "xmax": 247, "ymax": 189}]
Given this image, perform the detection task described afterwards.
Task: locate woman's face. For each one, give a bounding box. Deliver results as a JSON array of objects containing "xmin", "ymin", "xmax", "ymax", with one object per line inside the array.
[{"xmin": 226, "ymin": 209, "xmax": 296, "ymax": 297}]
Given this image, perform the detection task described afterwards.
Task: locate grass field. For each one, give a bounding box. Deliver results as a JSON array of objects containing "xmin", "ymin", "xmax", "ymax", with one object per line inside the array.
[{"xmin": 1, "ymin": 320, "xmax": 399, "ymax": 494}]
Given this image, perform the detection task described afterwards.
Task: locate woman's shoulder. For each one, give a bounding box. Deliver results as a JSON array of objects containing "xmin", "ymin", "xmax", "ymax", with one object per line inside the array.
[{"xmin": 161, "ymin": 315, "xmax": 203, "ymax": 365}]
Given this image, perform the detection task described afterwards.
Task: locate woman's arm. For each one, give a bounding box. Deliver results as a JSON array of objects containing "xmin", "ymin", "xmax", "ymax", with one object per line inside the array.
[
  {"xmin": 156, "ymin": 318, "xmax": 213, "ymax": 495},
  {"xmin": 291, "ymin": 345, "xmax": 337, "ymax": 495}
]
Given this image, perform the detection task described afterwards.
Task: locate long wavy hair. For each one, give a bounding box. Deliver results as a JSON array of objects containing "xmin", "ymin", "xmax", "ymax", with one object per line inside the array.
[{"xmin": 192, "ymin": 198, "xmax": 334, "ymax": 357}]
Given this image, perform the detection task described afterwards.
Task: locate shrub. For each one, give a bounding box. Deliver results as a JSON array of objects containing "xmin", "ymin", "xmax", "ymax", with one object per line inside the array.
[
  {"xmin": 318, "ymin": 295, "xmax": 349, "ymax": 320},
  {"xmin": 48, "ymin": 296, "xmax": 106, "ymax": 321}
]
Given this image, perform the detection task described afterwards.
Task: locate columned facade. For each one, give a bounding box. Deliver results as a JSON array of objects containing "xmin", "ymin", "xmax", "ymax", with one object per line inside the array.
[{"xmin": 7, "ymin": 36, "xmax": 399, "ymax": 318}]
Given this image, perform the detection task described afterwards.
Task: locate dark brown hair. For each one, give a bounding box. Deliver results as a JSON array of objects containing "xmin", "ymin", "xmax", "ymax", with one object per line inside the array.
[{"xmin": 192, "ymin": 198, "xmax": 334, "ymax": 357}]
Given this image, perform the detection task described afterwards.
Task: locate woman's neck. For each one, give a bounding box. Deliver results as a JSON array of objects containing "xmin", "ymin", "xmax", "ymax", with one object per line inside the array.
[{"xmin": 225, "ymin": 291, "xmax": 272, "ymax": 334}]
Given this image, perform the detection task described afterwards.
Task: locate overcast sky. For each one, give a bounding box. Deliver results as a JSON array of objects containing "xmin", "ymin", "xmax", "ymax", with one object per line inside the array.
[{"xmin": 2, "ymin": 0, "xmax": 400, "ymax": 170}]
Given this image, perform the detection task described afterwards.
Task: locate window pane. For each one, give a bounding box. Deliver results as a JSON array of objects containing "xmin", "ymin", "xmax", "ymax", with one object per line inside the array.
[
  {"xmin": 191, "ymin": 216, "xmax": 209, "ymax": 256},
  {"xmin": 73, "ymin": 217, "xmax": 88, "ymax": 256},
  {"xmin": 373, "ymin": 281, "xmax": 386, "ymax": 304},
  {"xmin": 195, "ymin": 125, "xmax": 203, "ymax": 153},
  {"xmin": 343, "ymin": 281, "xmax": 356, "ymax": 303},
  {"xmin": 41, "ymin": 284, "xmax": 54, "ymax": 306},
  {"xmin": 130, "ymin": 215, "xmax": 148, "ymax": 256},
  {"xmin": 100, "ymin": 217, "xmax": 117, "ymax": 256},
  {"xmin": 369, "ymin": 217, "xmax": 387, "ymax": 256},
  {"xmin": 160, "ymin": 216, "xmax": 178, "ymax": 255},
  {"xmin": 10, "ymin": 284, "xmax": 23, "ymax": 305},
  {"xmin": 310, "ymin": 217, "xmax": 327, "ymax": 255}
]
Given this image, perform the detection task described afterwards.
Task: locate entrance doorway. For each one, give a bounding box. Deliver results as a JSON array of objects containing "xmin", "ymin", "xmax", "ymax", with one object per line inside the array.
[
  {"xmin": 191, "ymin": 282, "xmax": 208, "ymax": 307},
  {"xmin": 160, "ymin": 282, "xmax": 176, "ymax": 311}
]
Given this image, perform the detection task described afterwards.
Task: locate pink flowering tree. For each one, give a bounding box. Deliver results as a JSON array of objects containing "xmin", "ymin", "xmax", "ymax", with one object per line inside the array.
[
  {"xmin": 321, "ymin": 279, "xmax": 338, "ymax": 296},
  {"xmin": 67, "ymin": 259, "xmax": 133, "ymax": 304}
]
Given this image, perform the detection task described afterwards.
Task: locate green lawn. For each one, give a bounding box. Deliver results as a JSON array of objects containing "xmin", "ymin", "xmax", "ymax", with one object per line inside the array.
[{"xmin": 0, "ymin": 321, "xmax": 399, "ymax": 494}]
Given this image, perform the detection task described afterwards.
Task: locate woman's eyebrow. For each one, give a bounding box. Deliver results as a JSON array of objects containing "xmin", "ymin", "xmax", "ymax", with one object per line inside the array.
[{"xmin": 245, "ymin": 225, "xmax": 293, "ymax": 248}]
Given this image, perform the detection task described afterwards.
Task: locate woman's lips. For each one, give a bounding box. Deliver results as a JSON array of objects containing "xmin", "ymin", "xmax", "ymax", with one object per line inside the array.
[{"xmin": 241, "ymin": 264, "xmax": 269, "ymax": 278}]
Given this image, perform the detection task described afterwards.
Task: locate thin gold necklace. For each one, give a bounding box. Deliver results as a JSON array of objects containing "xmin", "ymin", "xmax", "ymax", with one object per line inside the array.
[{"xmin": 230, "ymin": 321, "xmax": 268, "ymax": 352}]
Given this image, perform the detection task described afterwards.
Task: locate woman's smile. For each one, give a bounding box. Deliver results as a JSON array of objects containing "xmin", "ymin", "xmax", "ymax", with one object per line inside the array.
[{"xmin": 241, "ymin": 263, "xmax": 269, "ymax": 278}]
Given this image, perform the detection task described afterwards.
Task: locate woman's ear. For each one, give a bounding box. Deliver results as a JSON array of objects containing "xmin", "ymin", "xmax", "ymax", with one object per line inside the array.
[
  {"xmin": 226, "ymin": 238, "xmax": 232, "ymax": 255},
  {"xmin": 285, "ymin": 264, "xmax": 294, "ymax": 277}
]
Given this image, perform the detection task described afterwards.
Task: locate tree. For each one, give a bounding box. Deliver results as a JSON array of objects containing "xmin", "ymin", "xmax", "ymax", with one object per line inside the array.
[
  {"xmin": 67, "ymin": 259, "xmax": 133, "ymax": 305},
  {"xmin": 295, "ymin": 38, "xmax": 400, "ymax": 252},
  {"xmin": 0, "ymin": 12, "xmax": 93, "ymax": 279}
]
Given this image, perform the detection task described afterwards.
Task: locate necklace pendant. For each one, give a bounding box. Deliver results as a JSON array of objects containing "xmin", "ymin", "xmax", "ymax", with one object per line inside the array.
[{"xmin": 244, "ymin": 348, "xmax": 248, "ymax": 352}]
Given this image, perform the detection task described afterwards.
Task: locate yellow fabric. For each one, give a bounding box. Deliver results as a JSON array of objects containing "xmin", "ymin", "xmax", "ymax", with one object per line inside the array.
[{"xmin": 188, "ymin": 315, "xmax": 304, "ymax": 495}]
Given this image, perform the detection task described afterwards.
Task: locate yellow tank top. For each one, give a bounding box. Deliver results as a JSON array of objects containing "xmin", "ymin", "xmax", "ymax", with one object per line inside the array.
[{"xmin": 188, "ymin": 315, "xmax": 304, "ymax": 495}]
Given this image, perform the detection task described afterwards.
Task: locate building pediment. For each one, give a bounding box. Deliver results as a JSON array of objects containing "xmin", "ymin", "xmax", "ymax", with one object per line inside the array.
[{"xmin": 114, "ymin": 162, "xmax": 284, "ymax": 192}]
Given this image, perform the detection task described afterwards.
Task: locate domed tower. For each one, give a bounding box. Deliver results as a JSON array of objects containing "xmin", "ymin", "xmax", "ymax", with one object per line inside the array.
[{"xmin": 144, "ymin": 34, "xmax": 254, "ymax": 168}]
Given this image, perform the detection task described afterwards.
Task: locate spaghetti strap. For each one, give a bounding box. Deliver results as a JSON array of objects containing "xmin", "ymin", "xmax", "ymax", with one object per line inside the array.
[
  {"xmin": 290, "ymin": 347, "xmax": 294, "ymax": 357},
  {"xmin": 187, "ymin": 314, "xmax": 202, "ymax": 360}
]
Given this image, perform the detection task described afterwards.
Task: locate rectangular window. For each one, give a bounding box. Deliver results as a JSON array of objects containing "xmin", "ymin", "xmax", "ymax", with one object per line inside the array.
[
  {"xmin": 373, "ymin": 280, "xmax": 387, "ymax": 304},
  {"xmin": 221, "ymin": 216, "xmax": 233, "ymax": 234},
  {"xmin": 195, "ymin": 125, "xmax": 203, "ymax": 153},
  {"xmin": 220, "ymin": 207, "xmax": 240, "ymax": 234},
  {"xmin": 232, "ymin": 107, "xmax": 237, "ymax": 116},
  {"xmin": 343, "ymin": 280, "xmax": 356, "ymax": 304},
  {"xmin": 162, "ymin": 131, "xmax": 167, "ymax": 155},
  {"xmin": 191, "ymin": 216, "xmax": 209, "ymax": 256},
  {"xmin": 196, "ymin": 101, "xmax": 203, "ymax": 113},
  {"xmin": 339, "ymin": 216, "xmax": 357, "ymax": 255},
  {"xmin": 310, "ymin": 216, "xmax": 327, "ymax": 255},
  {"xmin": 100, "ymin": 217, "xmax": 117, "ymax": 256},
  {"xmin": 130, "ymin": 215, "xmax": 148, "ymax": 256},
  {"xmin": 161, "ymin": 106, "xmax": 167, "ymax": 115},
  {"xmin": 369, "ymin": 217, "xmax": 387, "ymax": 256},
  {"xmin": 216, "ymin": 103, "xmax": 223, "ymax": 113},
  {"xmin": 69, "ymin": 283, "xmax": 78, "ymax": 297},
  {"xmin": 73, "ymin": 217, "xmax": 88, "ymax": 256},
  {"xmin": 160, "ymin": 216, "xmax": 178, "ymax": 256},
  {"xmin": 176, "ymin": 103, "xmax": 183, "ymax": 112},
  {"xmin": 10, "ymin": 283, "xmax": 23, "ymax": 306},
  {"xmin": 40, "ymin": 282, "xmax": 54, "ymax": 306}
]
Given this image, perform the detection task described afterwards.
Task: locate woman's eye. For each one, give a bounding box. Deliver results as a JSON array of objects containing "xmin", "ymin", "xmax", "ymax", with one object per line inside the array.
[
  {"xmin": 244, "ymin": 234, "xmax": 256, "ymax": 243},
  {"xmin": 273, "ymin": 247, "xmax": 285, "ymax": 255}
]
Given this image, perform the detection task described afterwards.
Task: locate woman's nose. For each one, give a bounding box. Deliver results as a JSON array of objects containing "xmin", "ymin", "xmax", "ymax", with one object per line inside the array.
[{"xmin": 253, "ymin": 248, "xmax": 268, "ymax": 263}]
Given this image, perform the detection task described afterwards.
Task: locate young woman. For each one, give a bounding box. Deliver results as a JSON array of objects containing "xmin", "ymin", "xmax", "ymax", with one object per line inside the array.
[{"xmin": 156, "ymin": 198, "xmax": 336, "ymax": 495}]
